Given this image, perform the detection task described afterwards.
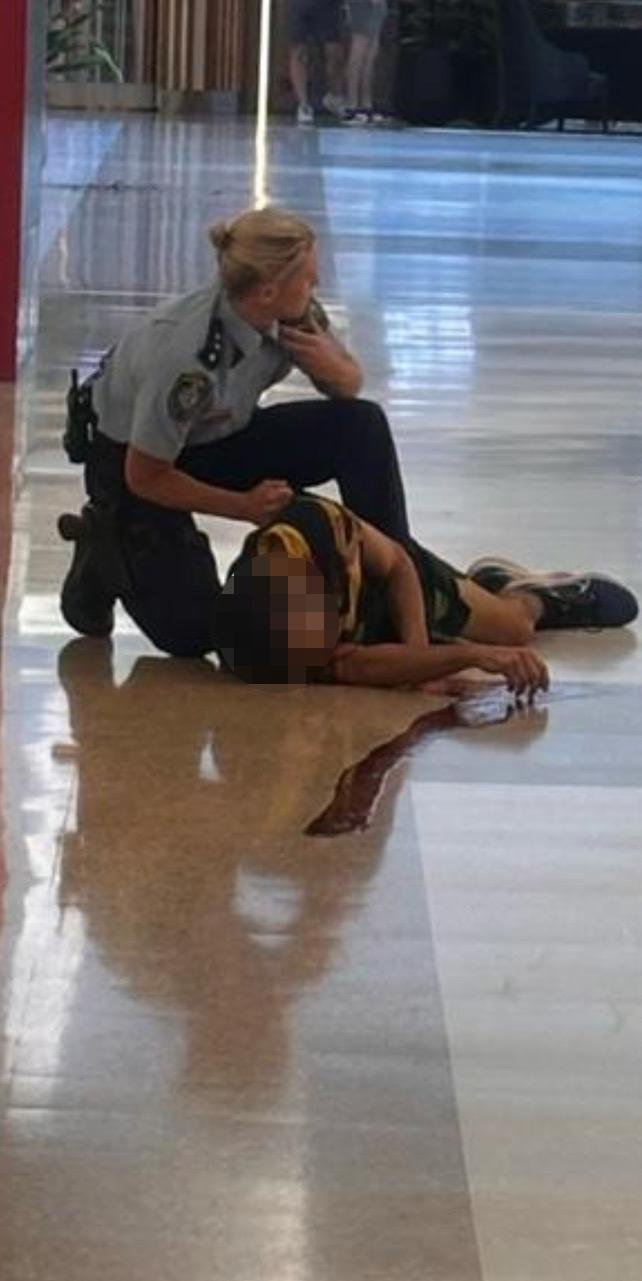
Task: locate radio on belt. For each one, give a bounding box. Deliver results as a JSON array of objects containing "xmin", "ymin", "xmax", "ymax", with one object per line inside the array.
[{"xmin": 63, "ymin": 368, "xmax": 99, "ymax": 465}]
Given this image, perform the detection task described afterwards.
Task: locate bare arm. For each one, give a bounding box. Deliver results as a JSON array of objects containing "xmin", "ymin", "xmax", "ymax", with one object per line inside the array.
[
  {"xmin": 358, "ymin": 518, "xmax": 430, "ymax": 647},
  {"xmin": 125, "ymin": 447, "xmax": 292, "ymax": 524},
  {"xmin": 330, "ymin": 641, "xmax": 549, "ymax": 697},
  {"xmin": 346, "ymin": 521, "xmax": 549, "ymax": 694}
]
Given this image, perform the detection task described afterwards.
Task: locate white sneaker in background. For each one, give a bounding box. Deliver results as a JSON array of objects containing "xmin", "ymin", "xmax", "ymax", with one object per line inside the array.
[
  {"xmin": 296, "ymin": 103, "xmax": 314, "ymax": 125},
  {"xmin": 322, "ymin": 92, "xmax": 345, "ymax": 118},
  {"xmin": 341, "ymin": 109, "xmax": 369, "ymax": 126}
]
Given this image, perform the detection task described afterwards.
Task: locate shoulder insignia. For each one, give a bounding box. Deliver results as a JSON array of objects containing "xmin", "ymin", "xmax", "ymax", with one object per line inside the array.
[{"xmin": 167, "ymin": 371, "xmax": 214, "ymax": 424}]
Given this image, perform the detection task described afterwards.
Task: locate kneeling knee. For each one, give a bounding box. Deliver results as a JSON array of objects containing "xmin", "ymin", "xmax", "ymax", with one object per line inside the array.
[
  {"xmin": 131, "ymin": 610, "xmax": 216, "ymax": 659},
  {"xmin": 355, "ymin": 397, "xmax": 388, "ymax": 424},
  {"xmin": 347, "ymin": 398, "xmax": 392, "ymax": 444},
  {"xmin": 163, "ymin": 638, "xmax": 211, "ymax": 659}
]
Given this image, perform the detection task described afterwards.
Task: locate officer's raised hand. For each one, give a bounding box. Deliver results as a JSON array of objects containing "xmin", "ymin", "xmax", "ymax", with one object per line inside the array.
[
  {"xmin": 278, "ymin": 313, "xmax": 361, "ymax": 399},
  {"xmin": 239, "ymin": 479, "xmax": 294, "ymax": 526}
]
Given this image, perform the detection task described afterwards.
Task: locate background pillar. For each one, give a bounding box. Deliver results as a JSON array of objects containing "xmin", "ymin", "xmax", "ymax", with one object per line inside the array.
[{"xmin": 156, "ymin": 0, "xmax": 252, "ymax": 113}]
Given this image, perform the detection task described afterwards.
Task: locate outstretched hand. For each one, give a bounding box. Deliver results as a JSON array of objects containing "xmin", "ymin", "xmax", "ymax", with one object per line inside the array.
[{"xmin": 469, "ymin": 644, "xmax": 550, "ymax": 701}]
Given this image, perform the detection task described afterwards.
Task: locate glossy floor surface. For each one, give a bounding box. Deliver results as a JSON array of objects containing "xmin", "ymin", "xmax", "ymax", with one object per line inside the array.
[{"xmin": 2, "ymin": 116, "xmax": 642, "ymax": 1280}]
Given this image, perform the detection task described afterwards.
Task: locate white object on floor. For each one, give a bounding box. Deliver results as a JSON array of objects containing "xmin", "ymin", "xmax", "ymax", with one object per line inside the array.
[{"xmin": 322, "ymin": 92, "xmax": 345, "ymax": 118}]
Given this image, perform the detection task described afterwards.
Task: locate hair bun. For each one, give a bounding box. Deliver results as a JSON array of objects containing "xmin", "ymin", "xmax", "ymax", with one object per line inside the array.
[{"xmin": 209, "ymin": 220, "xmax": 233, "ymax": 252}]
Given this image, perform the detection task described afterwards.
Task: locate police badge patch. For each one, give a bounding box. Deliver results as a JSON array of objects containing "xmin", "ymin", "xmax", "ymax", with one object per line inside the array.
[{"xmin": 167, "ymin": 371, "xmax": 215, "ymax": 424}]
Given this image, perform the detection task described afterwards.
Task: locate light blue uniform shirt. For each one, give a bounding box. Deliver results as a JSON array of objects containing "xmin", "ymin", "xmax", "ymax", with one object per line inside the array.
[{"xmin": 93, "ymin": 285, "xmax": 294, "ymax": 462}]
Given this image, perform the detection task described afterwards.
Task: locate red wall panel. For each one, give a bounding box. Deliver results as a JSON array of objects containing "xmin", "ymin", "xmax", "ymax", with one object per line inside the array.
[{"xmin": 0, "ymin": 0, "xmax": 28, "ymax": 381}]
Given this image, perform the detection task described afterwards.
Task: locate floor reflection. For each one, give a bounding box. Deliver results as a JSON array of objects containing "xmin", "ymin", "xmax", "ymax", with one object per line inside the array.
[
  {"xmin": 53, "ymin": 638, "xmax": 405, "ymax": 1101},
  {"xmin": 307, "ymin": 689, "xmax": 550, "ymax": 836},
  {"xmin": 3, "ymin": 114, "xmax": 642, "ymax": 1280}
]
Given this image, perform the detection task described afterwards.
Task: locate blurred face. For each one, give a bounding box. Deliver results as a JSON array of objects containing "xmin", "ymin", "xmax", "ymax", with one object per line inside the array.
[
  {"xmin": 264, "ymin": 553, "xmax": 340, "ymax": 680},
  {"xmin": 270, "ymin": 245, "xmax": 319, "ymax": 324}
]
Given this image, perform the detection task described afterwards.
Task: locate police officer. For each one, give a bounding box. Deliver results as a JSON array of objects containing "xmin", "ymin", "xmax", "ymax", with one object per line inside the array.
[{"xmin": 59, "ymin": 205, "xmax": 411, "ymax": 658}]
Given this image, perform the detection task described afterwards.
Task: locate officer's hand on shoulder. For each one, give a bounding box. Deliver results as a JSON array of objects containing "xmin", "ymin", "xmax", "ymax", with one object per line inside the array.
[{"xmin": 239, "ymin": 479, "xmax": 293, "ymax": 526}]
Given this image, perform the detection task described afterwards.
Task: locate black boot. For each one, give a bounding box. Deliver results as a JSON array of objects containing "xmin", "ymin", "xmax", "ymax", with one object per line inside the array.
[{"xmin": 59, "ymin": 504, "xmax": 116, "ymax": 638}]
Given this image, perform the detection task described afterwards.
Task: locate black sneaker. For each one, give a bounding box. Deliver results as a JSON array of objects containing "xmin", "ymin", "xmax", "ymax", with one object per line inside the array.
[
  {"xmin": 467, "ymin": 556, "xmax": 638, "ymax": 629},
  {"xmin": 59, "ymin": 505, "xmax": 116, "ymax": 638},
  {"xmin": 524, "ymin": 575, "xmax": 639, "ymax": 631}
]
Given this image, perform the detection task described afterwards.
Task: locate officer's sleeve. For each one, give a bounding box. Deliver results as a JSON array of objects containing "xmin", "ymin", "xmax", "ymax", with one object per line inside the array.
[{"xmin": 129, "ymin": 368, "xmax": 202, "ymax": 461}]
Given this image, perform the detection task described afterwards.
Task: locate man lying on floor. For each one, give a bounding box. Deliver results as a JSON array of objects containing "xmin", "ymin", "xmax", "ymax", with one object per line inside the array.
[{"xmin": 214, "ymin": 494, "xmax": 638, "ymax": 697}]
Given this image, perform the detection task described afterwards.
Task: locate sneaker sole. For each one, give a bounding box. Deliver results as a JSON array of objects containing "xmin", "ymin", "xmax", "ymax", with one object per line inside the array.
[{"xmin": 505, "ymin": 571, "xmax": 633, "ymax": 597}]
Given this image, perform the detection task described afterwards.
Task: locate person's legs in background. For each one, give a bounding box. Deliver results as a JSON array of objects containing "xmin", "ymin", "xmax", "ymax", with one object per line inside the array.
[
  {"xmin": 343, "ymin": 0, "xmax": 387, "ymax": 121},
  {"xmin": 288, "ymin": 0, "xmax": 345, "ymax": 123},
  {"xmin": 287, "ymin": 0, "xmax": 314, "ymax": 123},
  {"xmin": 344, "ymin": 31, "xmax": 370, "ymax": 120},
  {"xmin": 362, "ymin": 21, "xmax": 385, "ymax": 115},
  {"xmin": 319, "ymin": 0, "xmax": 346, "ymax": 118},
  {"xmin": 289, "ymin": 42, "xmax": 314, "ymax": 124},
  {"xmin": 322, "ymin": 38, "xmax": 346, "ymax": 117}
]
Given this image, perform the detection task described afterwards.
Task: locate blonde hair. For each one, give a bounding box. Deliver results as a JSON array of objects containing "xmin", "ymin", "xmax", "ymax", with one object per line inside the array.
[{"xmin": 209, "ymin": 207, "xmax": 315, "ymax": 298}]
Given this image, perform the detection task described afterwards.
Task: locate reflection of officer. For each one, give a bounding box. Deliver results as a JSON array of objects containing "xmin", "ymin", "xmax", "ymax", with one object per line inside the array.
[
  {"xmin": 55, "ymin": 638, "xmax": 394, "ymax": 1096},
  {"xmin": 59, "ymin": 206, "xmax": 411, "ymax": 657}
]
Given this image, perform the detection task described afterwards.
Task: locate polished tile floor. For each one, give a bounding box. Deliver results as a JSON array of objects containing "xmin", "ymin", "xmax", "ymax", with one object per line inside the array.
[{"xmin": 2, "ymin": 115, "xmax": 642, "ymax": 1280}]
